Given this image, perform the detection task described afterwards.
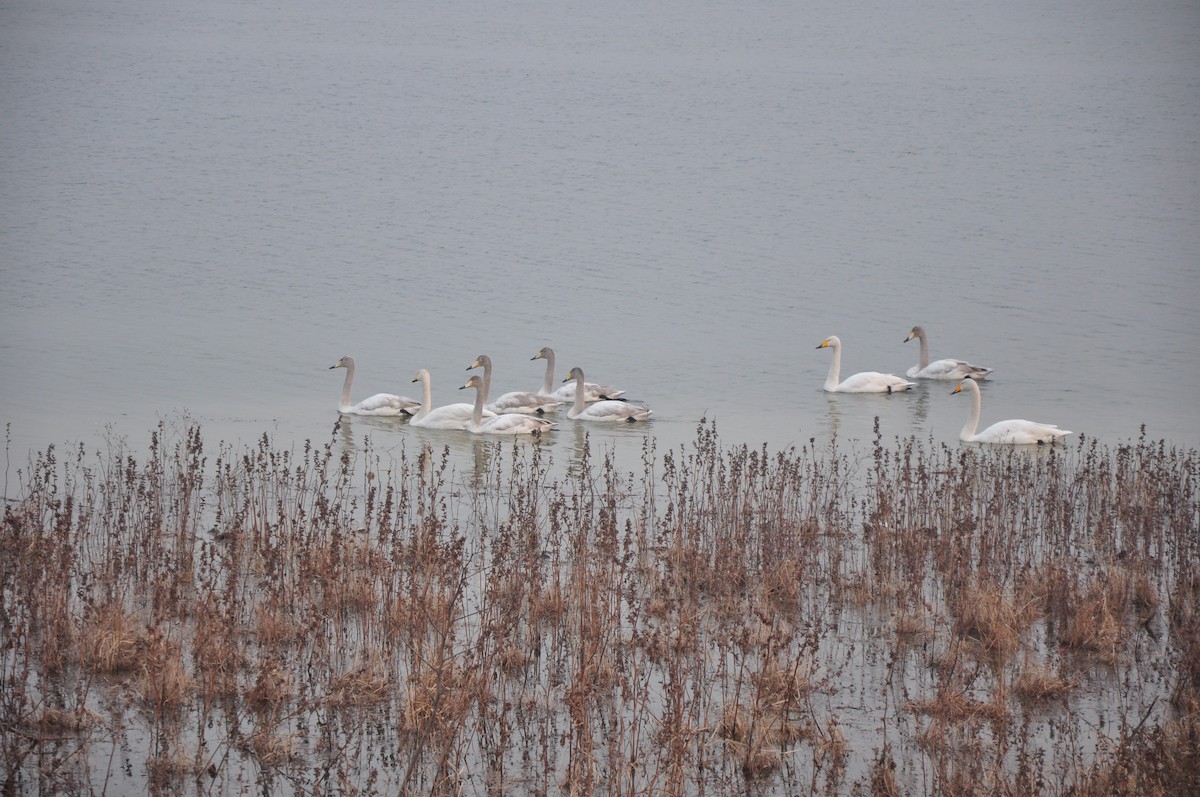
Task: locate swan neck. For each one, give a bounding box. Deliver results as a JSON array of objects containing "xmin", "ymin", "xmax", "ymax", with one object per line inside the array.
[
  {"xmin": 541, "ymin": 351, "xmax": 556, "ymax": 394},
  {"xmin": 572, "ymin": 373, "xmax": 586, "ymax": 415},
  {"xmin": 414, "ymin": 373, "xmax": 432, "ymax": 421},
  {"xmin": 918, "ymin": 333, "xmax": 930, "ymax": 368},
  {"xmin": 479, "ymin": 360, "xmax": 492, "ymax": 406},
  {"xmin": 471, "ymin": 384, "xmax": 485, "ymax": 430},
  {"xmin": 824, "ymin": 341, "xmax": 842, "ymax": 391},
  {"xmin": 960, "ymin": 382, "xmax": 981, "ymax": 440},
  {"xmin": 339, "ymin": 360, "xmax": 355, "ymax": 409}
]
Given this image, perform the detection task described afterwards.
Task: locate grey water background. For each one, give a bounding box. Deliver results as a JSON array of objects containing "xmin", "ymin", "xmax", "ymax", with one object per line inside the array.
[{"xmin": 2, "ymin": 0, "xmax": 1198, "ymax": 475}]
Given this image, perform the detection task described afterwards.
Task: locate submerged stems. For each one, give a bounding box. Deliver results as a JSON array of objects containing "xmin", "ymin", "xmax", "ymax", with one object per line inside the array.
[{"xmin": 0, "ymin": 420, "xmax": 1195, "ymax": 795}]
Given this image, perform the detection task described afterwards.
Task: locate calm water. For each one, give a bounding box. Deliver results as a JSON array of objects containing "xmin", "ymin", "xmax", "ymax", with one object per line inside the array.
[
  {"xmin": 2, "ymin": 3, "xmax": 1197, "ymax": 794},
  {"xmin": 2, "ymin": 0, "xmax": 1198, "ymax": 472}
]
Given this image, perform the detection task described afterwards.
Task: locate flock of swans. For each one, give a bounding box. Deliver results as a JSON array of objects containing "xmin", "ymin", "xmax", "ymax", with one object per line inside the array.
[
  {"xmin": 331, "ymin": 327, "xmax": 1071, "ymax": 445},
  {"xmin": 817, "ymin": 326, "xmax": 1070, "ymax": 445},
  {"xmin": 330, "ymin": 347, "xmax": 651, "ymax": 436}
]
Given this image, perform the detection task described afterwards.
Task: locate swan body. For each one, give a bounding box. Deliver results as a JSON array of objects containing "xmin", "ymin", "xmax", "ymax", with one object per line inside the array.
[
  {"xmin": 532, "ymin": 347, "xmax": 626, "ymax": 402},
  {"xmin": 459, "ymin": 376, "xmax": 556, "ymax": 435},
  {"xmin": 562, "ymin": 367, "xmax": 652, "ymax": 422},
  {"xmin": 409, "ymin": 369, "xmax": 496, "ymax": 430},
  {"xmin": 816, "ymin": 337, "xmax": 915, "ymax": 394},
  {"xmin": 468, "ymin": 354, "xmax": 563, "ymax": 415},
  {"xmin": 951, "ymin": 377, "xmax": 1070, "ymax": 445},
  {"xmin": 329, "ymin": 356, "xmax": 421, "ymax": 416},
  {"xmin": 904, "ymin": 326, "xmax": 993, "ymax": 380}
]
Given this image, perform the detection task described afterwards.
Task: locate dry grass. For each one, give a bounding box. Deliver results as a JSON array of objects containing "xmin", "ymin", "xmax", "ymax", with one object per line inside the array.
[
  {"xmin": 325, "ymin": 653, "xmax": 393, "ymax": 708},
  {"xmin": 870, "ymin": 746, "xmax": 901, "ymax": 797},
  {"xmin": 0, "ymin": 420, "xmax": 1195, "ymax": 795},
  {"xmin": 135, "ymin": 632, "xmax": 196, "ymax": 711},
  {"xmin": 77, "ymin": 601, "xmax": 145, "ymax": 674},
  {"xmin": 246, "ymin": 659, "xmax": 292, "ymax": 711},
  {"xmin": 1071, "ymin": 714, "xmax": 1200, "ymax": 796},
  {"xmin": 244, "ymin": 729, "xmax": 296, "ymax": 770},
  {"xmin": 253, "ymin": 596, "xmax": 305, "ymax": 648},
  {"xmin": 1013, "ymin": 662, "xmax": 1075, "ymax": 703},
  {"xmin": 907, "ymin": 690, "xmax": 1008, "ymax": 724},
  {"xmin": 949, "ymin": 578, "xmax": 1039, "ymax": 662},
  {"xmin": 145, "ymin": 748, "xmax": 193, "ymax": 790},
  {"xmin": 24, "ymin": 706, "xmax": 99, "ymax": 736},
  {"xmin": 1060, "ymin": 572, "xmax": 1135, "ymax": 663}
]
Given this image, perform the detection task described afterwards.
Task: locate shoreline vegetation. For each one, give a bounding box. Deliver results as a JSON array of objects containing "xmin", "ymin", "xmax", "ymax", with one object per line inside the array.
[{"xmin": 2, "ymin": 419, "xmax": 1197, "ymax": 795}]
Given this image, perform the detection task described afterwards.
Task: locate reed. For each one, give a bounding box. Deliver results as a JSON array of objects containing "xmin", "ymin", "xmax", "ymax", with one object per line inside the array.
[{"xmin": 1, "ymin": 419, "xmax": 1196, "ymax": 795}]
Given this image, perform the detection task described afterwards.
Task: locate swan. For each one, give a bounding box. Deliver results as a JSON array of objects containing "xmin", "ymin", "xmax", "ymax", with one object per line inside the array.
[
  {"xmin": 459, "ymin": 376, "xmax": 557, "ymax": 435},
  {"xmin": 562, "ymin": 367, "xmax": 652, "ymax": 422},
  {"xmin": 532, "ymin": 347, "xmax": 626, "ymax": 402},
  {"xmin": 951, "ymin": 376, "xmax": 1071, "ymax": 445},
  {"xmin": 904, "ymin": 326, "xmax": 993, "ymax": 380},
  {"xmin": 467, "ymin": 354, "xmax": 563, "ymax": 415},
  {"xmin": 816, "ymin": 337, "xmax": 915, "ymax": 393},
  {"xmin": 329, "ymin": 356, "xmax": 421, "ymax": 416},
  {"xmin": 409, "ymin": 369, "xmax": 497, "ymax": 430}
]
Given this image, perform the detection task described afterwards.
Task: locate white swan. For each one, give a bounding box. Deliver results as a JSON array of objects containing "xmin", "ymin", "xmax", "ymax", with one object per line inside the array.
[
  {"xmin": 467, "ymin": 354, "xmax": 563, "ymax": 415},
  {"xmin": 562, "ymin": 367, "xmax": 652, "ymax": 422},
  {"xmin": 904, "ymin": 326, "xmax": 993, "ymax": 380},
  {"xmin": 951, "ymin": 377, "xmax": 1071, "ymax": 445},
  {"xmin": 409, "ymin": 369, "xmax": 497, "ymax": 430},
  {"xmin": 816, "ymin": 336, "xmax": 915, "ymax": 394},
  {"xmin": 459, "ymin": 376, "xmax": 557, "ymax": 435},
  {"xmin": 532, "ymin": 347, "xmax": 626, "ymax": 402},
  {"xmin": 329, "ymin": 356, "xmax": 421, "ymax": 416}
]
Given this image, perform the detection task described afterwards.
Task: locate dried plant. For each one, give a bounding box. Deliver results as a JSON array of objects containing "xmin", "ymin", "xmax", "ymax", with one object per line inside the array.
[
  {"xmin": 0, "ymin": 420, "xmax": 1194, "ymax": 795},
  {"xmin": 1013, "ymin": 663, "xmax": 1075, "ymax": 703}
]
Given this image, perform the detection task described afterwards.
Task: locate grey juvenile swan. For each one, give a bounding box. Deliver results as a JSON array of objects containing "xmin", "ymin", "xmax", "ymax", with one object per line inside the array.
[
  {"xmin": 561, "ymin": 367, "xmax": 651, "ymax": 422},
  {"xmin": 904, "ymin": 325, "xmax": 993, "ymax": 380},
  {"xmin": 329, "ymin": 356, "xmax": 420, "ymax": 416},
  {"xmin": 459, "ymin": 375, "xmax": 556, "ymax": 435},
  {"xmin": 532, "ymin": 346, "xmax": 626, "ymax": 402},
  {"xmin": 468, "ymin": 354, "xmax": 563, "ymax": 415}
]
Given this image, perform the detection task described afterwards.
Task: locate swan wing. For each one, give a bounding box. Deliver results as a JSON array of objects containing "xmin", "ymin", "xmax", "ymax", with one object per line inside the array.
[
  {"xmin": 912, "ymin": 359, "xmax": 994, "ymax": 380},
  {"xmin": 571, "ymin": 400, "xmax": 653, "ymax": 422},
  {"xmin": 412, "ymin": 402, "xmax": 496, "ymax": 430},
  {"xmin": 349, "ymin": 392, "xmax": 422, "ymax": 416},
  {"xmin": 835, "ymin": 372, "xmax": 915, "ymax": 394},
  {"xmin": 477, "ymin": 413, "xmax": 557, "ymax": 435},
  {"xmin": 548, "ymin": 381, "xmax": 626, "ymax": 402},
  {"xmin": 973, "ymin": 420, "xmax": 1071, "ymax": 445},
  {"xmin": 488, "ymin": 390, "xmax": 564, "ymax": 415}
]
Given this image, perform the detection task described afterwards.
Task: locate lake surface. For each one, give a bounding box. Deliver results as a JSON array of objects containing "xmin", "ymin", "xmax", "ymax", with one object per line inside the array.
[
  {"xmin": 2, "ymin": 0, "xmax": 1198, "ymax": 470},
  {"xmin": 2, "ymin": 3, "xmax": 1198, "ymax": 795}
]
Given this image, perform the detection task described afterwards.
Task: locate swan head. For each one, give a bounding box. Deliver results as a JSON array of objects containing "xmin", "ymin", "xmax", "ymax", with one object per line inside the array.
[
  {"xmin": 412, "ymin": 368, "xmax": 430, "ymax": 384},
  {"xmin": 460, "ymin": 375, "xmax": 485, "ymax": 391},
  {"xmin": 816, "ymin": 336, "xmax": 840, "ymax": 350},
  {"xmin": 563, "ymin": 366, "xmax": 585, "ymax": 383},
  {"xmin": 532, "ymin": 347, "xmax": 553, "ymax": 361},
  {"xmin": 329, "ymin": 356, "xmax": 352, "ymax": 370},
  {"xmin": 905, "ymin": 326, "xmax": 924, "ymax": 343},
  {"xmin": 951, "ymin": 375, "xmax": 980, "ymax": 396},
  {"xmin": 468, "ymin": 354, "xmax": 491, "ymax": 371}
]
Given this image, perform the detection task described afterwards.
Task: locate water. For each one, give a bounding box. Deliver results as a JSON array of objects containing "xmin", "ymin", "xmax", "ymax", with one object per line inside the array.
[
  {"xmin": 2, "ymin": 3, "xmax": 1197, "ymax": 793},
  {"xmin": 2, "ymin": 0, "xmax": 1198, "ymax": 463},
  {"xmin": 2, "ymin": 0, "xmax": 1200, "ymax": 470}
]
